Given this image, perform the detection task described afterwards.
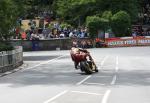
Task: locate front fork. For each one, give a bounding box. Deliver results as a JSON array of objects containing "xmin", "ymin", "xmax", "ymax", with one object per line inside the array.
[{"xmin": 86, "ymin": 56, "xmax": 98, "ymax": 71}]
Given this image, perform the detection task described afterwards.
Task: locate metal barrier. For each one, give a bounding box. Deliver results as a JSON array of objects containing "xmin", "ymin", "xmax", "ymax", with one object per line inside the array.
[{"xmin": 0, "ymin": 46, "xmax": 23, "ymax": 73}]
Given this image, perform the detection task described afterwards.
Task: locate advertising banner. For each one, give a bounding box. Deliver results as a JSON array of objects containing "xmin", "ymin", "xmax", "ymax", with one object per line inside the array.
[{"xmin": 106, "ymin": 36, "xmax": 150, "ymax": 47}]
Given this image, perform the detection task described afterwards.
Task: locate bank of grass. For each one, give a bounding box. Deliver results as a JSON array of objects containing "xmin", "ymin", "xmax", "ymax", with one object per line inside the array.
[{"xmin": 0, "ymin": 42, "xmax": 14, "ymax": 52}]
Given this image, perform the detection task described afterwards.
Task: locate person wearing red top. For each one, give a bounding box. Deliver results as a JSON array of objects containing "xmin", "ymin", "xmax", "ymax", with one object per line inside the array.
[
  {"xmin": 95, "ymin": 38, "xmax": 101, "ymax": 47},
  {"xmin": 21, "ymin": 32, "xmax": 27, "ymax": 40},
  {"xmin": 70, "ymin": 47, "xmax": 97, "ymax": 70}
]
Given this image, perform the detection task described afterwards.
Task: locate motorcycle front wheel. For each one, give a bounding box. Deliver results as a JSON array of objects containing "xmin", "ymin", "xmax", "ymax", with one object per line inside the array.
[{"xmin": 80, "ymin": 61, "xmax": 93, "ymax": 74}]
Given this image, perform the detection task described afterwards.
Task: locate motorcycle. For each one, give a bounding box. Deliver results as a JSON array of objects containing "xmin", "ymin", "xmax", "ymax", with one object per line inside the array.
[
  {"xmin": 70, "ymin": 47, "xmax": 98, "ymax": 74},
  {"xmin": 80, "ymin": 56, "xmax": 98, "ymax": 74}
]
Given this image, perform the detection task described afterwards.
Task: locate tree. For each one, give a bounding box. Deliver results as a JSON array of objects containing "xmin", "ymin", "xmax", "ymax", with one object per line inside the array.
[
  {"xmin": 102, "ymin": 11, "xmax": 112, "ymax": 21},
  {"xmin": 86, "ymin": 16, "xmax": 100, "ymax": 38},
  {"xmin": 111, "ymin": 11, "xmax": 131, "ymax": 37},
  {"xmin": 95, "ymin": 0, "xmax": 139, "ymax": 22},
  {"xmin": 86, "ymin": 16, "xmax": 109, "ymax": 38},
  {"xmin": 0, "ymin": 0, "xmax": 20, "ymax": 40},
  {"xmin": 54, "ymin": 0, "xmax": 139, "ymax": 27},
  {"xmin": 53, "ymin": 0, "xmax": 97, "ymax": 26}
]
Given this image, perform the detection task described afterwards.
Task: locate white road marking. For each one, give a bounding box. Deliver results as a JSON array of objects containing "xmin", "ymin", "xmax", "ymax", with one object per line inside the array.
[
  {"xmin": 4, "ymin": 71, "xmax": 12, "ymax": 75},
  {"xmin": 98, "ymin": 56, "xmax": 109, "ymax": 70},
  {"xmin": 84, "ymin": 82, "xmax": 105, "ymax": 86},
  {"xmin": 101, "ymin": 56, "xmax": 109, "ymax": 66},
  {"xmin": 76, "ymin": 75, "xmax": 91, "ymax": 85},
  {"xmin": 71, "ymin": 91, "xmax": 103, "ymax": 96},
  {"xmin": 110, "ymin": 75, "xmax": 117, "ymax": 85},
  {"xmin": 101, "ymin": 90, "xmax": 111, "ymax": 103},
  {"xmin": 110, "ymin": 56, "xmax": 119, "ymax": 85},
  {"xmin": 116, "ymin": 56, "xmax": 118, "ymax": 65},
  {"xmin": 24, "ymin": 55, "xmax": 65, "ymax": 70},
  {"xmin": 115, "ymin": 56, "xmax": 119, "ymax": 72},
  {"xmin": 43, "ymin": 90, "xmax": 68, "ymax": 103},
  {"xmin": 115, "ymin": 66, "xmax": 119, "ymax": 72}
]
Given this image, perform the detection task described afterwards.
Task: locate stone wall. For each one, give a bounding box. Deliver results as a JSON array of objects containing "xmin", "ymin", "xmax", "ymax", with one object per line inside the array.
[
  {"xmin": 0, "ymin": 46, "xmax": 23, "ymax": 73},
  {"xmin": 10, "ymin": 38, "xmax": 94, "ymax": 51}
]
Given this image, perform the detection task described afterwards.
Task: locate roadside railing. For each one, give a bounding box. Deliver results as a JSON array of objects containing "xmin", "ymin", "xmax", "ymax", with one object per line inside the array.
[{"xmin": 0, "ymin": 46, "xmax": 23, "ymax": 73}]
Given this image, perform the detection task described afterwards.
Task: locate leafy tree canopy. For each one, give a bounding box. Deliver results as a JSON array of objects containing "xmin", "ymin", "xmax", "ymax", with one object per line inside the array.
[
  {"xmin": 54, "ymin": 0, "xmax": 139, "ymax": 26},
  {"xmin": 0, "ymin": 0, "xmax": 22, "ymax": 40},
  {"xmin": 111, "ymin": 11, "xmax": 131, "ymax": 37}
]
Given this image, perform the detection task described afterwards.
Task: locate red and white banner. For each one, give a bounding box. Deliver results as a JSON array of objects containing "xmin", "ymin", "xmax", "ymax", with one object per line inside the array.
[{"xmin": 105, "ymin": 36, "xmax": 150, "ymax": 47}]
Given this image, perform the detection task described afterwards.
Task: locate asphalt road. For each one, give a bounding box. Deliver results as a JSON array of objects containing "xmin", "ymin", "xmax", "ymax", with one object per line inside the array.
[{"xmin": 0, "ymin": 47, "xmax": 150, "ymax": 103}]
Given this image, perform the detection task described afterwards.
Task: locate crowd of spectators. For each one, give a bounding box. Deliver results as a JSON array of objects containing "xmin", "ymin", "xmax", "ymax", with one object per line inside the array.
[
  {"xmin": 14, "ymin": 9, "xmax": 89, "ymax": 40},
  {"xmin": 142, "ymin": 0, "xmax": 150, "ymax": 25},
  {"xmin": 132, "ymin": 25, "xmax": 150, "ymax": 37},
  {"xmin": 14, "ymin": 2, "xmax": 150, "ymax": 41},
  {"xmin": 131, "ymin": 0, "xmax": 150, "ymax": 37},
  {"xmin": 14, "ymin": 22, "xmax": 89, "ymax": 40}
]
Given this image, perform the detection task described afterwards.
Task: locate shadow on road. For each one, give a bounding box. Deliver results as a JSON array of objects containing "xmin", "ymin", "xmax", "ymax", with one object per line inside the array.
[{"xmin": 0, "ymin": 68, "xmax": 150, "ymax": 88}]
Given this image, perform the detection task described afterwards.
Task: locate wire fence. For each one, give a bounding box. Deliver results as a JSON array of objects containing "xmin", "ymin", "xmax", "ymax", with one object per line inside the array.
[{"xmin": 0, "ymin": 46, "xmax": 23, "ymax": 72}]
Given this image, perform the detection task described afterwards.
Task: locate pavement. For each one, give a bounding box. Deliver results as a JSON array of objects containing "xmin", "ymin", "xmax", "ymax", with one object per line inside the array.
[{"xmin": 0, "ymin": 47, "xmax": 150, "ymax": 103}]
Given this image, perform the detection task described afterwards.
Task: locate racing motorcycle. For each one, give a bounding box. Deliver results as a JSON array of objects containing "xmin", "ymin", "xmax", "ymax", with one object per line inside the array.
[
  {"xmin": 70, "ymin": 47, "xmax": 98, "ymax": 74},
  {"xmin": 80, "ymin": 55, "xmax": 98, "ymax": 74}
]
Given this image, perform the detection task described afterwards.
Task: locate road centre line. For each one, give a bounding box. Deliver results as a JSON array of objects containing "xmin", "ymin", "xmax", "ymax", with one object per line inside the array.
[
  {"xmin": 43, "ymin": 90, "xmax": 68, "ymax": 103},
  {"xmin": 24, "ymin": 55, "xmax": 65, "ymax": 70},
  {"xmin": 115, "ymin": 56, "xmax": 119, "ymax": 72},
  {"xmin": 110, "ymin": 56, "xmax": 119, "ymax": 85},
  {"xmin": 101, "ymin": 90, "xmax": 111, "ymax": 103},
  {"xmin": 76, "ymin": 75, "xmax": 92, "ymax": 85},
  {"xmin": 115, "ymin": 66, "xmax": 119, "ymax": 72},
  {"xmin": 102, "ymin": 56, "xmax": 118, "ymax": 103},
  {"xmin": 71, "ymin": 91, "xmax": 103, "ymax": 96},
  {"xmin": 110, "ymin": 75, "xmax": 117, "ymax": 85},
  {"xmin": 100, "ymin": 56, "xmax": 109, "ymax": 66},
  {"xmin": 116, "ymin": 56, "xmax": 119, "ymax": 65}
]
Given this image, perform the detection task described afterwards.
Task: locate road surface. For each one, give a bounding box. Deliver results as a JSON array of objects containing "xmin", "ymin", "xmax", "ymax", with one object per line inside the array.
[{"xmin": 0, "ymin": 47, "xmax": 150, "ymax": 103}]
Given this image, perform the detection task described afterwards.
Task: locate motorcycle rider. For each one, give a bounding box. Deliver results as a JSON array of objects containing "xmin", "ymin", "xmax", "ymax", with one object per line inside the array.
[{"xmin": 70, "ymin": 45, "xmax": 97, "ymax": 71}]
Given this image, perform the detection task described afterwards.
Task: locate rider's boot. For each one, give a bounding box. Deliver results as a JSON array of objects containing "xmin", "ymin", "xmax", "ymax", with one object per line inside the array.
[{"xmin": 74, "ymin": 62, "xmax": 79, "ymax": 69}]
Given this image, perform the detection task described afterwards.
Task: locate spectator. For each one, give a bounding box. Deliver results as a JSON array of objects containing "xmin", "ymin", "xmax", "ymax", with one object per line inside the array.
[
  {"xmin": 132, "ymin": 31, "xmax": 137, "ymax": 37},
  {"xmin": 21, "ymin": 31, "xmax": 27, "ymax": 40},
  {"xmin": 30, "ymin": 31, "xmax": 40, "ymax": 40},
  {"xmin": 48, "ymin": 32, "xmax": 54, "ymax": 38},
  {"xmin": 69, "ymin": 32, "xmax": 74, "ymax": 37},
  {"xmin": 59, "ymin": 32, "xmax": 65, "ymax": 38},
  {"xmin": 87, "ymin": 40, "xmax": 93, "ymax": 48}
]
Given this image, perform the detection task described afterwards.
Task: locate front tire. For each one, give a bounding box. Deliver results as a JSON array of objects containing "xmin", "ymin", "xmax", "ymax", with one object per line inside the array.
[{"xmin": 80, "ymin": 61, "xmax": 93, "ymax": 74}]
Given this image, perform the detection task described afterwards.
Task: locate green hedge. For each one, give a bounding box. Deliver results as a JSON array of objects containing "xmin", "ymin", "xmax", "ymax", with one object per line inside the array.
[
  {"xmin": 111, "ymin": 11, "xmax": 131, "ymax": 37},
  {"xmin": 86, "ymin": 16, "xmax": 109, "ymax": 38},
  {"xmin": 0, "ymin": 42, "xmax": 14, "ymax": 52}
]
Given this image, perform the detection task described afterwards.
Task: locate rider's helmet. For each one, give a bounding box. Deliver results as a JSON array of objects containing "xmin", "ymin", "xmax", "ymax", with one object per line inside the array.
[{"xmin": 72, "ymin": 40, "xmax": 79, "ymax": 48}]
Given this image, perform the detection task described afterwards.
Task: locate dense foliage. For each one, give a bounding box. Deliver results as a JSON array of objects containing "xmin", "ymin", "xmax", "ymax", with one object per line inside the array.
[
  {"xmin": 111, "ymin": 11, "xmax": 131, "ymax": 37},
  {"xmin": 0, "ymin": 0, "xmax": 23, "ymax": 50},
  {"xmin": 54, "ymin": 0, "xmax": 138, "ymax": 25},
  {"xmin": 0, "ymin": 0, "xmax": 141, "ymax": 39},
  {"xmin": 53, "ymin": 0, "xmax": 139, "ymax": 37},
  {"xmin": 0, "ymin": 42, "xmax": 14, "ymax": 51},
  {"xmin": 0, "ymin": 0, "xmax": 18, "ymax": 40},
  {"xmin": 53, "ymin": 0, "xmax": 98, "ymax": 26},
  {"xmin": 86, "ymin": 16, "xmax": 109, "ymax": 38}
]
